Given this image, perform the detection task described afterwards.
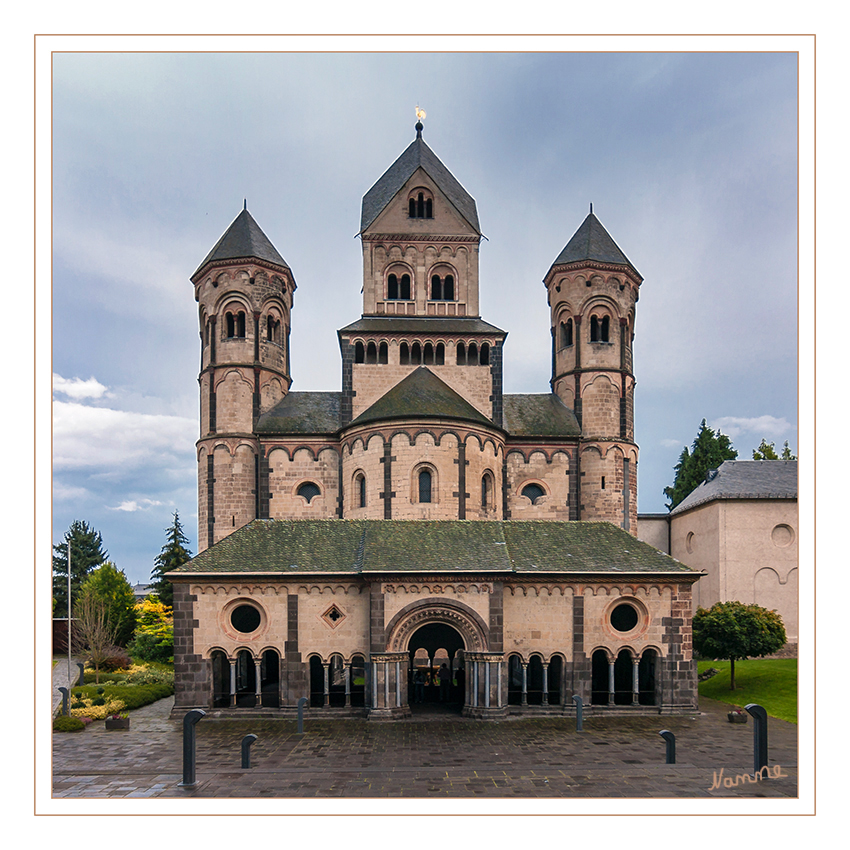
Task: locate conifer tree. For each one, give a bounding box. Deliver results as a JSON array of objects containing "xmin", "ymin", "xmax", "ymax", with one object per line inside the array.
[
  {"xmin": 150, "ymin": 511, "xmax": 192, "ymax": 606},
  {"xmin": 53, "ymin": 520, "xmax": 108, "ymax": 618},
  {"xmin": 663, "ymin": 419, "xmax": 737, "ymax": 510},
  {"xmin": 753, "ymin": 439, "xmax": 796, "ymax": 460}
]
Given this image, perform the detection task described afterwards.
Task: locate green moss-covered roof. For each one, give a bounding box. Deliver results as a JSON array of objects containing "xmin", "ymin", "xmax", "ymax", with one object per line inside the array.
[
  {"xmin": 503, "ymin": 394, "xmax": 581, "ymax": 438},
  {"xmin": 348, "ymin": 367, "xmax": 493, "ymax": 429},
  {"xmin": 170, "ymin": 519, "xmax": 696, "ymax": 576},
  {"xmin": 255, "ymin": 392, "xmax": 341, "ymax": 434}
]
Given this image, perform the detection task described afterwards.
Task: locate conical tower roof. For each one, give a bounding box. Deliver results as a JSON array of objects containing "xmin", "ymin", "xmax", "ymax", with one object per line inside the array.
[
  {"xmin": 548, "ymin": 211, "xmax": 641, "ymax": 280},
  {"xmin": 360, "ymin": 125, "xmax": 480, "ymax": 234},
  {"xmin": 193, "ymin": 207, "xmax": 290, "ymax": 279}
]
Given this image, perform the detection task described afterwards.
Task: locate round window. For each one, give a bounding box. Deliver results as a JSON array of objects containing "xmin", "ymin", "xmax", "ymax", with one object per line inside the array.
[
  {"xmin": 611, "ymin": 603, "xmax": 639, "ymax": 632},
  {"xmin": 230, "ymin": 604, "xmax": 261, "ymax": 634}
]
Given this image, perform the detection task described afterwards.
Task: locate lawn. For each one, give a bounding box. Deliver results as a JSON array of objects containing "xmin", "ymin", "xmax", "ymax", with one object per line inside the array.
[{"xmin": 697, "ymin": 658, "xmax": 797, "ymax": 724}]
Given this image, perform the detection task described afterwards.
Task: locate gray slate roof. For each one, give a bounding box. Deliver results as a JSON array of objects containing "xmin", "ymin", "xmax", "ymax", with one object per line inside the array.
[
  {"xmin": 503, "ymin": 394, "xmax": 581, "ymax": 438},
  {"xmin": 671, "ymin": 460, "xmax": 798, "ymax": 515},
  {"xmin": 360, "ymin": 133, "xmax": 480, "ymax": 234},
  {"xmin": 193, "ymin": 208, "xmax": 290, "ymax": 278},
  {"xmin": 549, "ymin": 212, "xmax": 640, "ymax": 279},
  {"xmin": 339, "ymin": 316, "xmax": 505, "ymax": 337},
  {"xmin": 170, "ymin": 519, "xmax": 696, "ymax": 576}
]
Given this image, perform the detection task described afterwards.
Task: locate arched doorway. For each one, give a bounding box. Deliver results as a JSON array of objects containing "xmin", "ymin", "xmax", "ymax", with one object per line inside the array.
[{"xmin": 407, "ymin": 622, "xmax": 465, "ymax": 709}]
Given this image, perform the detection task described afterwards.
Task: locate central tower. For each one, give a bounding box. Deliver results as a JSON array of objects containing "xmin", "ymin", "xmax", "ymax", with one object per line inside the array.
[{"xmin": 338, "ymin": 120, "xmax": 506, "ymax": 428}]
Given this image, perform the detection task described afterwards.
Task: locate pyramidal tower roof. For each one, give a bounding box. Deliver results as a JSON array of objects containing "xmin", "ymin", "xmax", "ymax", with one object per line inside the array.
[
  {"xmin": 360, "ymin": 122, "xmax": 480, "ymax": 234},
  {"xmin": 193, "ymin": 206, "xmax": 290, "ymax": 278},
  {"xmin": 549, "ymin": 211, "xmax": 641, "ymax": 280}
]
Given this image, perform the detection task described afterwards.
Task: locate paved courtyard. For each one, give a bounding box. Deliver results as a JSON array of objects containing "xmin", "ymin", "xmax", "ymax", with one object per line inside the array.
[{"xmin": 51, "ymin": 690, "xmax": 797, "ymax": 800}]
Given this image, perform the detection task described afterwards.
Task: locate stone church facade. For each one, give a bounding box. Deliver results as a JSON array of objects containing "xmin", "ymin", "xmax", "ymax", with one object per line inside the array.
[{"xmin": 169, "ymin": 121, "xmax": 701, "ymax": 718}]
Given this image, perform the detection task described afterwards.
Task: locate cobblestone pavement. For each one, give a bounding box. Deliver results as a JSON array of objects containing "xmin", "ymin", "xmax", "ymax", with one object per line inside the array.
[{"xmin": 51, "ymin": 696, "xmax": 797, "ymax": 800}]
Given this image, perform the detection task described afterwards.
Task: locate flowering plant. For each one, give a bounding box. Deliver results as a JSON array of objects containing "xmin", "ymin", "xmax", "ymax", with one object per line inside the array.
[{"xmin": 109, "ymin": 712, "xmax": 129, "ymax": 720}]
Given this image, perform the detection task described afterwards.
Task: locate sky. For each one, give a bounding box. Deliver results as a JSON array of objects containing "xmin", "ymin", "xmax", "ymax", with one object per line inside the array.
[{"xmin": 49, "ymin": 47, "xmax": 802, "ymax": 588}]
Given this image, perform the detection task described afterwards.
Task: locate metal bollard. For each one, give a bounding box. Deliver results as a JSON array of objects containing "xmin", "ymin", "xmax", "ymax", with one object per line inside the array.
[
  {"xmin": 241, "ymin": 734, "xmax": 258, "ymax": 769},
  {"xmin": 297, "ymin": 697, "xmax": 309, "ymax": 734},
  {"xmin": 77, "ymin": 663, "xmax": 85, "ymax": 686},
  {"xmin": 58, "ymin": 686, "xmax": 70, "ymax": 716},
  {"xmin": 745, "ymin": 703, "xmax": 768, "ymax": 778},
  {"xmin": 659, "ymin": 730, "xmax": 676, "ymax": 764},
  {"xmin": 572, "ymin": 694, "xmax": 583, "ymax": 732},
  {"xmin": 179, "ymin": 709, "xmax": 206, "ymax": 788}
]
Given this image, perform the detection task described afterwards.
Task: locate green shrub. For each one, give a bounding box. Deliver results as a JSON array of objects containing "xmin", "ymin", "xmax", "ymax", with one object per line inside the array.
[
  {"xmin": 91, "ymin": 697, "xmax": 106, "ymax": 706},
  {"xmin": 54, "ymin": 715, "xmax": 86, "ymax": 732},
  {"xmin": 128, "ymin": 630, "xmax": 173, "ymax": 664}
]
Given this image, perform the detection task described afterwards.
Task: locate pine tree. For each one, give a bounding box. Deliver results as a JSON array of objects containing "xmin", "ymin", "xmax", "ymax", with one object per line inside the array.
[
  {"xmin": 753, "ymin": 438, "xmax": 797, "ymax": 460},
  {"xmin": 663, "ymin": 419, "xmax": 737, "ymax": 510},
  {"xmin": 150, "ymin": 511, "xmax": 192, "ymax": 606},
  {"xmin": 53, "ymin": 520, "xmax": 108, "ymax": 618}
]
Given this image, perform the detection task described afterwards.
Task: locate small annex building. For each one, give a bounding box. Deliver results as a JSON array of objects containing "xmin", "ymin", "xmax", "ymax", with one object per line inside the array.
[
  {"xmin": 168, "ymin": 120, "xmax": 702, "ymax": 718},
  {"xmin": 638, "ymin": 460, "xmax": 798, "ymax": 647}
]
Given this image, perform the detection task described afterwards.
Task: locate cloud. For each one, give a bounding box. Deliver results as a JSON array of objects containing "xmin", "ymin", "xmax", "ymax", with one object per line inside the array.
[
  {"xmin": 53, "ymin": 374, "xmax": 110, "ymax": 400},
  {"xmin": 709, "ymin": 415, "xmax": 793, "ymax": 441},
  {"xmin": 660, "ymin": 438, "xmax": 684, "ymax": 448},
  {"xmin": 108, "ymin": 499, "xmax": 165, "ymax": 512},
  {"xmin": 53, "ymin": 399, "xmax": 196, "ymax": 472}
]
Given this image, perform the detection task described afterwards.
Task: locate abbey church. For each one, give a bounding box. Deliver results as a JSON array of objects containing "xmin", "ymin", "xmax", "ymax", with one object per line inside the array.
[{"xmin": 169, "ymin": 121, "xmax": 701, "ymax": 718}]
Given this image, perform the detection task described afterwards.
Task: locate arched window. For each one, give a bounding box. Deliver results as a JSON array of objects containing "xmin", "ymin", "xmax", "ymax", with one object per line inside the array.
[
  {"xmin": 355, "ymin": 473, "xmax": 366, "ymax": 508},
  {"xmin": 590, "ymin": 314, "xmax": 610, "ymax": 343},
  {"xmin": 225, "ymin": 310, "xmax": 247, "ymax": 339},
  {"xmin": 423, "ymin": 342, "xmax": 434, "ymax": 365},
  {"xmin": 408, "ymin": 189, "xmax": 434, "ymax": 219},
  {"xmin": 418, "ymin": 469, "xmax": 432, "ymax": 503},
  {"xmin": 399, "ymin": 342, "xmax": 410, "ymax": 365},
  {"xmin": 456, "ymin": 342, "xmax": 466, "ymax": 365},
  {"xmin": 366, "ymin": 341, "xmax": 378, "ymax": 364},
  {"xmin": 430, "ymin": 273, "xmax": 456, "ymax": 301},
  {"xmin": 266, "ymin": 314, "xmax": 281, "ymax": 343},
  {"xmin": 481, "ymin": 471, "xmax": 494, "ymax": 510},
  {"xmin": 479, "ymin": 342, "xmax": 490, "ymax": 365},
  {"xmin": 354, "ymin": 341, "xmax": 365, "ymax": 363},
  {"xmin": 561, "ymin": 318, "xmax": 573, "ymax": 347},
  {"xmin": 411, "ymin": 342, "xmax": 422, "ymax": 364},
  {"xmin": 467, "ymin": 342, "xmax": 478, "ymax": 365},
  {"xmin": 378, "ymin": 341, "xmax": 388, "ymax": 364},
  {"xmin": 435, "ymin": 343, "xmax": 445, "ymax": 365},
  {"xmin": 388, "ymin": 274, "xmax": 399, "ymax": 300},
  {"xmin": 521, "ymin": 483, "xmax": 545, "ymax": 505},
  {"xmin": 297, "ymin": 481, "xmax": 321, "ymax": 503},
  {"xmin": 387, "ymin": 272, "xmax": 411, "ymax": 300}
]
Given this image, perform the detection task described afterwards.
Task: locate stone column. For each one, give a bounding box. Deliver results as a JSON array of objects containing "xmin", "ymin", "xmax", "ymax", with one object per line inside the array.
[
  {"xmin": 254, "ymin": 658, "xmax": 263, "ymax": 707},
  {"xmin": 367, "ymin": 652, "xmax": 410, "ymax": 720},
  {"xmin": 632, "ymin": 658, "xmax": 640, "ymax": 705},
  {"xmin": 463, "ymin": 652, "xmax": 506, "ymax": 718},
  {"xmin": 608, "ymin": 658, "xmax": 615, "ymax": 706},
  {"xmin": 344, "ymin": 665, "xmax": 351, "ymax": 707},
  {"xmin": 542, "ymin": 662, "xmax": 549, "ymax": 706},
  {"xmin": 521, "ymin": 662, "xmax": 528, "ymax": 706},
  {"xmin": 323, "ymin": 662, "xmax": 330, "ymax": 707},
  {"xmin": 229, "ymin": 659, "xmax": 237, "ymax": 708}
]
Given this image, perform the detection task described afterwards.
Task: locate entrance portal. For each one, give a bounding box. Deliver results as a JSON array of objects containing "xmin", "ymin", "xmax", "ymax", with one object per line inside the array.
[{"xmin": 408, "ymin": 622, "xmax": 465, "ymax": 709}]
